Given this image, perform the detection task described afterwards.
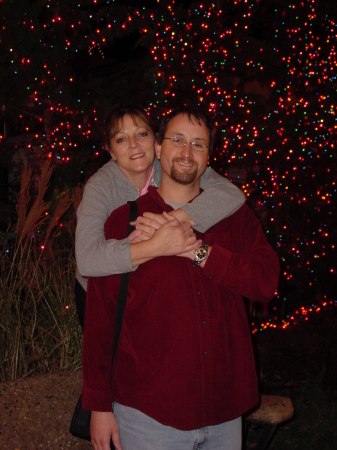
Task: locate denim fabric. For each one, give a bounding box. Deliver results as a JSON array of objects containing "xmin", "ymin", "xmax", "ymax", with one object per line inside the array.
[{"xmin": 114, "ymin": 403, "xmax": 242, "ymax": 450}]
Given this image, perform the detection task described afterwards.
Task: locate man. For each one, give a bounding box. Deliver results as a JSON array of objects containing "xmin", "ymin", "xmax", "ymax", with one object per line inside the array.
[{"xmin": 82, "ymin": 107, "xmax": 280, "ymax": 450}]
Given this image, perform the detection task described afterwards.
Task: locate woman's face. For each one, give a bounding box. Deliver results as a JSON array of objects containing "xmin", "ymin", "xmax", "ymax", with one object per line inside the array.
[{"xmin": 109, "ymin": 114, "xmax": 155, "ymax": 180}]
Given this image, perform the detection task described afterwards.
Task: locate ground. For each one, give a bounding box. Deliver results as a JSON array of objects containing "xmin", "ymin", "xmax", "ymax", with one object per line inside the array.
[
  {"xmin": 0, "ymin": 370, "xmax": 91, "ymax": 449},
  {"xmin": 1, "ymin": 309, "xmax": 336, "ymax": 449},
  {"xmin": 247, "ymin": 308, "xmax": 337, "ymax": 450}
]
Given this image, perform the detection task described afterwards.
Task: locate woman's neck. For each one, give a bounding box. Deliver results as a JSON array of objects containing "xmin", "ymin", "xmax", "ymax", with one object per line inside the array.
[{"xmin": 120, "ymin": 166, "xmax": 153, "ymax": 192}]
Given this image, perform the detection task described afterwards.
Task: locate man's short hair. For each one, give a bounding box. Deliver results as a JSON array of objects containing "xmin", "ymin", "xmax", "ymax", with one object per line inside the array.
[{"xmin": 157, "ymin": 106, "xmax": 215, "ymax": 152}]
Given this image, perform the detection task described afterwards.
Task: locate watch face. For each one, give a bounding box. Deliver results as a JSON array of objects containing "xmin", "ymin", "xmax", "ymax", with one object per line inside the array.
[
  {"xmin": 194, "ymin": 243, "xmax": 208, "ymax": 264},
  {"xmin": 195, "ymin": 247, "xmax": 207, "ymax": 262},
  {"xmin": 197, "ymin": 248, "xmax": 207, "ymax": 259}
]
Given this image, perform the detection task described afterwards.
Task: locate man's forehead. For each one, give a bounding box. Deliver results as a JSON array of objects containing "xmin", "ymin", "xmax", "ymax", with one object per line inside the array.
[
  {"xmin": 167, "ymin": 113, "xmax": 209, "ymax": 138},
  {"xmin": 167, "ymin": 113, "xmax": 207, "ymax": 128}
]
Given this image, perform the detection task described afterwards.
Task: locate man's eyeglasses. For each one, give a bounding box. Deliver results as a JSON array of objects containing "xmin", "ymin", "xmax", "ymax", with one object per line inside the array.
[{"xmin": 163, "ymin": 136, "xmax": 209, "ymax": 153}]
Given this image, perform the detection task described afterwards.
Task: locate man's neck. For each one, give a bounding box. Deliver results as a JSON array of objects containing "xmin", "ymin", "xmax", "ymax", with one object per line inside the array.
[{"xmin": 157, "ymin": 176, "xmax": 201, "ymax": 204}]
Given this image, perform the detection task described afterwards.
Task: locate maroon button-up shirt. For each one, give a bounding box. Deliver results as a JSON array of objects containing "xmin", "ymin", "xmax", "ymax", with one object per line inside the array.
[{"xmin": 82, "ymin": 187, "xmax": 280, "ymax": 430}]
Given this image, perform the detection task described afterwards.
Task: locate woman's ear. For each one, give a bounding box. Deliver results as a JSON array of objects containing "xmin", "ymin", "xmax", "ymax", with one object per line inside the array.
[
  {"xmin": 109, "ymin": 150, "xmax": 117, "ymax": 161},
  {"xmin": 105, "ymin": 142, "xmax": 116, "ymax": 160},
  {"xmin": 155, "ymin": 141, "xmax": 161, "ymax": 160}
]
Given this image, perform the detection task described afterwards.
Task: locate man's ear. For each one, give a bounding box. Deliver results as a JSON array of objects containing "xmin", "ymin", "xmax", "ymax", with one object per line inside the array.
[{"xmin": 155, "ymin": 142, "xmax": 161, "ymax": 160}]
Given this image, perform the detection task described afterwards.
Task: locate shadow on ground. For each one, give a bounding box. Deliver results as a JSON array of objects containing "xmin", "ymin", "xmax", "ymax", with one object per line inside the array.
[
  {"xmin": 247, "ymin": 309, "xmax": 337, "ymax": 449},
  {"xmin": 1, "ymin": 310, "xmax": 336, "ymax": 449}
]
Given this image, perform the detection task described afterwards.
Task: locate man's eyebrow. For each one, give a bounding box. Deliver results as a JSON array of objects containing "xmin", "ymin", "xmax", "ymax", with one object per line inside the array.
[{"xmin": 172, "ymin": 132, "xmax": 206, "ymax": 142}]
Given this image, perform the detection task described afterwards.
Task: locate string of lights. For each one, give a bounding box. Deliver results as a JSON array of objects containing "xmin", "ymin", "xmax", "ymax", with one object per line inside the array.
[{"xmin": 0, "ymin": 0, "xmax": 335, "ymax": 325}]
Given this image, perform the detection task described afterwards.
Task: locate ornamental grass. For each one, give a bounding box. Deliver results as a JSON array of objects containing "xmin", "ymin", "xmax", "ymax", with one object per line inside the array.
[{"xmin": 0, "ymin": 161, "xmax": 82, "ymax": 381}]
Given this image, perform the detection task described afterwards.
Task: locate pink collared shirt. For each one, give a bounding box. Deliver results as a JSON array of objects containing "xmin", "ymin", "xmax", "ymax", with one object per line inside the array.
[{"xmin": 140, "ymin": 167, "xmax": 154, "ymax": 196}]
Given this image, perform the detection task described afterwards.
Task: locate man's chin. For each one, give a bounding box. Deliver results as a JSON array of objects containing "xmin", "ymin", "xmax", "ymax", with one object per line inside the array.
[{"xmin": 170, "ymin": 167, "xmax": 198, "ymax": 185}]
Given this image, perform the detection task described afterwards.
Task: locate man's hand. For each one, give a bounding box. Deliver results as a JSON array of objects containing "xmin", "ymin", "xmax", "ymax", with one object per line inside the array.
[
  {"xmin": 130, "ymin": 211, "xmax": 173, "ymax": 236},
  {"xmin": 128, "ymin": 228, "xmax": 147, "ymax": 243},
  {"xmin": 90, "ymin": 411, "xmax": 122, "ymax": 450},
  {"xmin": 176, "ymin": 249, "xmax": 195, "ymax": 261},
  {"xmin": 130, "ymin": 215, "xmax": 201, "ymax": 266},
  {"xmin": 129, "ymin": 211, "xmax": 182, "ymax": 243},
  {"xmin": 146, "ymin": 217, "xmax": 201, "ymax": 257}
]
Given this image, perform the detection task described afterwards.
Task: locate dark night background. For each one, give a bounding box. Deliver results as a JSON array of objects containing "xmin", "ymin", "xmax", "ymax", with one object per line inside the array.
[
  {"xmin": 0, "ymin": 2, "xmax": 337, "ymax": 449},
  {"xmin": 0, "ymin": 0, "xmax": 336, "ymax": 321}
]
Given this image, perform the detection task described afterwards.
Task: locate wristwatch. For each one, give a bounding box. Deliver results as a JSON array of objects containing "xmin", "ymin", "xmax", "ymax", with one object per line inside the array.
[{"xmin": 194, "ymin": 242, "xmax": 209, "ymax": 265}]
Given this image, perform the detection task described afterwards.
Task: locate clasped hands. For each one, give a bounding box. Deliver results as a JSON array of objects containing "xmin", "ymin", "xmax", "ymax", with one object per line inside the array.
[{"xmin": 129, "ymin": 211, "xmax": 201, "ymax": 259}]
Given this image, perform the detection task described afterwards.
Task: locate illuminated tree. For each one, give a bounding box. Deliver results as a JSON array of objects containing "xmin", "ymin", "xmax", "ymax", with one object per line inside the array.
[{"xmin": 0, "ymin": 0, "xmax": 336, "ymax": 315}]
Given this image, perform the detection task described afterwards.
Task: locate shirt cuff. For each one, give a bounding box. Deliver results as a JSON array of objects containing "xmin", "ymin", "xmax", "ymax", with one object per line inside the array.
[
  {"xmin": 81, "ymin": 386, "xmax": 113, "ymax": 412},
  {"xmin": 202, "ymin": 243, "xmax": 233, "ymax": 281}
]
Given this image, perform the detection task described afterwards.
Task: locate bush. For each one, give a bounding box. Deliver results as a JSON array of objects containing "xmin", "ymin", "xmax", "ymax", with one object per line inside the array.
[{"xmin": 0, "ymin": 161, "xmax": 82, "ymax": 381}]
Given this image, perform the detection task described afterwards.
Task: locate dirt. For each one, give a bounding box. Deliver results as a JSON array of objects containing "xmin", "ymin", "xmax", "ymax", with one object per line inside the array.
[
  {"xmin": 0, "ymin": 370, "xmax": 91, "ymax": 449},
  {"xmin": 1, "ymin": 309, "xmax": 336, "ymax": 450}
]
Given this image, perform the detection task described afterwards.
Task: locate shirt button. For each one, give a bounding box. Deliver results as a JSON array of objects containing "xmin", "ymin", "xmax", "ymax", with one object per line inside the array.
[
  {"xmin": 202, "ymin": 321, "xmax": 206, "ymax": 326},
  {"xmin": 209, "ymin": 275, "xmax": 213, "ymax": 279},
  {"xmin": 197, "ymin": 291, "xmax": 201, "ymax": 295},
  {"xmin": 204, "ymin": 350, "xmax": 208, "ymax": 355}
]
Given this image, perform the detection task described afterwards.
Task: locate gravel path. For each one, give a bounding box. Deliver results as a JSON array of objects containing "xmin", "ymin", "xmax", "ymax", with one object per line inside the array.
[
  {"xmin": 0, "ymin": 370, "xmax": 92, "ymax": 449},
  {"xmin": 1, "ymin": 310, "xmax": 336, "ymax": 449}
]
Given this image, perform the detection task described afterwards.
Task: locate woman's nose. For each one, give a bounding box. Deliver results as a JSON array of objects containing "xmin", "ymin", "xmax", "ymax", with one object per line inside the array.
[{"xmin": 129, "ymin": 136, "xmax": 138, "ymax": 147}]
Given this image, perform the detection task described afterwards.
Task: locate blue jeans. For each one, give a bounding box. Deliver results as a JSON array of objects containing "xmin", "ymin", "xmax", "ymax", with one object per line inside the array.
[{"xmin": 113, "ymin": 403, "xmax": 242, "ymax": 450}]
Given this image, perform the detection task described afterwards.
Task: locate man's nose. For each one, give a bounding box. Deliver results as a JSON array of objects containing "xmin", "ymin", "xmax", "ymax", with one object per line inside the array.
[{"xmin": 180, "ymin": 142, "xmax": 193, "ymax": 157}]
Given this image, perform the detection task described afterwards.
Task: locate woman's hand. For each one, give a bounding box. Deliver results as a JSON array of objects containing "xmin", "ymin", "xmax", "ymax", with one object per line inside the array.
[
  {"xmin": 129, "ymin": 214, "xmax": 202, "ymax": 266},
  {"xmin": 90, "ymin": 411, "xmax": 122, "ymax": 450},
  {"xmin": 146, "ymin": 218, "xmax": 200, "ymax": 256},
  {"xmin": 129, "ymin": 211, "xmax": 180, "ymax": 243}
]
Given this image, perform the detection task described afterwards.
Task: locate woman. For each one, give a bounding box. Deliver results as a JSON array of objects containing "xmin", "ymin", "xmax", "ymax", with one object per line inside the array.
[{"xmin": 75, "ymin": 105, "xmax": 245, "ymax": 329}]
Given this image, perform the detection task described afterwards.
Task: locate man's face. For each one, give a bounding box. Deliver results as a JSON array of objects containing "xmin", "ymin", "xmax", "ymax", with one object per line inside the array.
[{"xmin": 156, "ymin": 113, "xmax": 209, "ymax": 186}]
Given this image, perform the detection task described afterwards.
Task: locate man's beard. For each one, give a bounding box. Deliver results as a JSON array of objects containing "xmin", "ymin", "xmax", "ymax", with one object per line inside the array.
[{"xmin": 170, "ymin": 158, "xmax": 198, "ymax": 185}]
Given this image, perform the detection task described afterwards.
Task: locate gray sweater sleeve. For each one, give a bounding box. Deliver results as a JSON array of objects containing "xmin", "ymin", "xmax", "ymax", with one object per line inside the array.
[
  {"xmin": 181, "ymin": 167, "xmax": 246, "ymax": 232},
  {"xmin": 76, "ymin": 159, "xmax": 162, "ymax": 282},
  {"xmin": 75, "ymin": 162, "xmax": 245, "ymax": 282},
  {"xmin": 75, "ymin": 168, "xmax": 137, "ymax": 279}
]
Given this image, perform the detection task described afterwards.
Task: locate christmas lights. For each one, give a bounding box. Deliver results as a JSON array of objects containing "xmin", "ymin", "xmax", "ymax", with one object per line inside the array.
[{"xmin": 0, "ymin": 0, "xmax": 335, "ymax": 320}]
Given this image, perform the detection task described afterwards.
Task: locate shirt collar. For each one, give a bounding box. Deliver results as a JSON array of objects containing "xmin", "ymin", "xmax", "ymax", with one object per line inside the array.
[{"xmin": 140, "ymin": 166, "xmax": 155, "ymax": 196}]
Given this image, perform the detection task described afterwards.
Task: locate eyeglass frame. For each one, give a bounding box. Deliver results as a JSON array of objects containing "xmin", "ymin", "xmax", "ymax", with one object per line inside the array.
[{"xmin": 162, "ymin": 136, "xmax": 209, "ymax": 153}]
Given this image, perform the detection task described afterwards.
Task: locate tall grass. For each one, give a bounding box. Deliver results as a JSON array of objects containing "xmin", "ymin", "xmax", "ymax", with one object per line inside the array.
[{"xmin": 0, "ymin": 161, "xmax": 82, "ymax": 381}]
